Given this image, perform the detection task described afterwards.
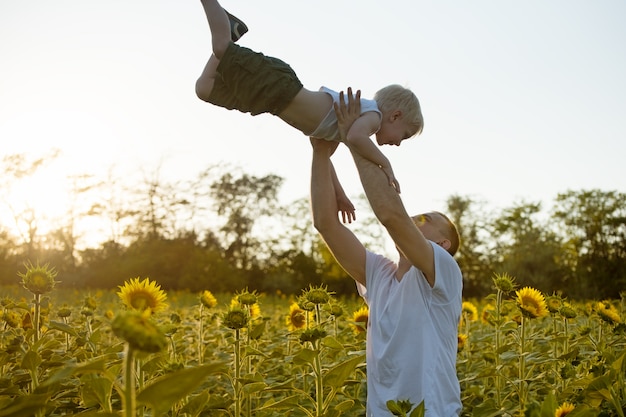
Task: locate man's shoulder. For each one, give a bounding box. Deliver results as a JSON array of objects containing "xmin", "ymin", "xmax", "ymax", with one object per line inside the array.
[
  {"xmin": 365, "ymin": 250, "xmax": 397, "ymax": 275},
  {"xmin": 430, "ymin": 243, "xmax": 463, "ymax": 290}
]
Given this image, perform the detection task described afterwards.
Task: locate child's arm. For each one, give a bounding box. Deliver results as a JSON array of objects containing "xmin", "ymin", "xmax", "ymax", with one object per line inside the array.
[
  {"xmin": 334, "ymin": 90, "xmax": 401, "ymax": 193},
  {"xmin": 312, "ymin": 136, "xmax": 356, "ymax": 223},
  {"xmin": 330, "ymin": 163, "xmax": 356, "ymax": 224}
]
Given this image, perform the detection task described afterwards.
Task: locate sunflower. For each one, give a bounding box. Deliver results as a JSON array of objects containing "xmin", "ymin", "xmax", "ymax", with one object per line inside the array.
[
  {"xmin": 248, "ymin": 303, "xmax": 261, "ymax": 318},
  {"xmin": 462, "ymin": 301, "xmax": 478, "ymax": 321},
  {"xmin": 515, "ymin": 287, "xmax": 548, "ymax": 319},
  {"xmin": 84, "ymin": 296, "xmax": 98, "ymax": 311},
  {"xmin": 303, "ymin": 285, "xmax": 332, "ymax": 305},
  {"xmin": 492, "ymin": 272, "xmax": 516, "ymax": 293},
  {"xmin": 559, "ymin": 303, "xmax": 577, "ymax": 320},
  {"xmin": 327, "ymin": 302, "xmax": 344, "ymax": 318},
  {"xmin": 299, "ymin": 327, "xmax": 327, "ymax": 344},
  {"xmin": 117, "ymin": 277, "xmax": 168, "ymax": 314},
  {"xmin": 19, "ymin": 261, "xmax": 58, "ymax": 295},
  {"xmin": 111, "ymin": 310, "xmax": 167, "ymax": 353},
  {"xmin": 595, "ymin": 301, "xmax": 621, "ymax": 324},
  {"xmin": 554, "ymin": 402, "xmax": 575, "ymax": 417},
  {"xmin": 286, "ymin": 302, "xmax": 311, "ymax": 331},
  {"xmin": 352, "ymin": 305, "xmax": 369, "ymax": 334},
  {"xmin": 545, "ymin": 295, "xmax": 563, "ymax": 314},
  {"xmin": 236, "ymin": 289, "xmax": 259, "ymax": 306},
  {"xmin": 200, "ymin": 290, "xmax": 218, "ymax": 309},
  {"xmin": 230, "ymin": 296, "xmax": 261, "ymax": 319},
  {"xmin": 296, "ymin": 295, "xmax": 316, "ymax": 312},
  {"xmin": 222, "ymin": 307, "xmax": 249, "ymax": 330},
  {"xmin": 2, "ymin": 311, "xmax": 21, "ymax": 328}
]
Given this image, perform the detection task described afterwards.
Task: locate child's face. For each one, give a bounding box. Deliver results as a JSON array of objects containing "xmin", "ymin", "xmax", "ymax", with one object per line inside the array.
[{"xmin": 375, "ymin": 114, "xmax": 417, "ymax": 146}]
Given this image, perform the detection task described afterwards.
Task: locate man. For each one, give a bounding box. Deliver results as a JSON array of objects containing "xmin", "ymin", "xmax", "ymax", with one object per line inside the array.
[{"xmin": 309, "ymin": 89, "xmax": 463, "ymax": 416}]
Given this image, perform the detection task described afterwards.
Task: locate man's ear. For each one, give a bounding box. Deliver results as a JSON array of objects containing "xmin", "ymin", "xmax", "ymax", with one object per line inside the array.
[{"xmin": 438, "ymin": 239, "xmax": 451, "ymax": 251}]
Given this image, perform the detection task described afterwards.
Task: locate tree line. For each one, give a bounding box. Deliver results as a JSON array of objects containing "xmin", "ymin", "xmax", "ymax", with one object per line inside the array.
[{"xmin": 1, "ymin": 153, "xmax": 625, "ymax": 299}]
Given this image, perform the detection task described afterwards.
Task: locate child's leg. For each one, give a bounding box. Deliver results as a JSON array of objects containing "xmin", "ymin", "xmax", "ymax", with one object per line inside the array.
[
  {"xmin": 196, "ymin": 0, "xmax": 236, "ymax": 100},
  {"xmin": 200, "ymin": 0, "xmax": 231, "ymax": 59},
  {"xmin": 195, "ymin": 57, "xmax": 219, "ymax": 100}
]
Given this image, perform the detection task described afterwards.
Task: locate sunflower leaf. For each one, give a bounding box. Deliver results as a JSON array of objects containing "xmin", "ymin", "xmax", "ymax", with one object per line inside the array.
[{"xmin": 137, "ymin": 362, "xmax": 226, "ymax": 414}]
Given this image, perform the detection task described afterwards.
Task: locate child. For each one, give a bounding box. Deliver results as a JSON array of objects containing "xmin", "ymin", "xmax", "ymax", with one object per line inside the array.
[{"xmin": 195, "ymin": 0, "xmax": 424, "ymax": 219}]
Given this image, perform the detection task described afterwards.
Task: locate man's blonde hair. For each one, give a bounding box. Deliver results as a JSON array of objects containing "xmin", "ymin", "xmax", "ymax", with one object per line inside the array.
[{"xmin": 374, "ymin": 84, "xmax": 424, "ymax": 135}]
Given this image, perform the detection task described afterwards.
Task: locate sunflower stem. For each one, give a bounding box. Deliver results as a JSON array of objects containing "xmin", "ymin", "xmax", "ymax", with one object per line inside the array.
[
  {"xmin": 562, "ymin": 317, "xmax": 569, "ymax": 393},
  {"xmin": 198, "ymin": 304, "xmax": 204, "ymax": 363},
  {"xmin": 518, "ymin": 316, "xmax": 527, "ymax": 416},
  {"xmin": 245, "ymin": 306, "xmax": 252, "ymax": 417},
  {"xmin": 313, "ymin": 340, "xmax": 324, "ymax": 417},
  {"xmin": 33, "ymin": 293, "xmax": 41, "ymax": 344},
  {"xmin": 552, "ymin": 313, "xmax": 559, "ymax": 359},
  {"xmin": 315, "ymin": 304, "xmax": 322, "ymax": 327},
  {"xmin": 123, "ymin": 343, "xmax": 137, "ymax": 417},
  {"xmin": 494, "ymin": 289, "xmax": 503, "ymax": 409},
  {"xmin": 233, "ymin": 328, "xmax": 242, "ymax": 417},
  {"xmin": 63, "ymin": 317, "xmax": 70, "ymax": 351}
]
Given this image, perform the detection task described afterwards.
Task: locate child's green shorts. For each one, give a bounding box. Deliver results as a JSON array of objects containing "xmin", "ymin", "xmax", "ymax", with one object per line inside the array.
[{"xmin": 208, "ymin": 43, "xmax": 303, "ymax": 116}]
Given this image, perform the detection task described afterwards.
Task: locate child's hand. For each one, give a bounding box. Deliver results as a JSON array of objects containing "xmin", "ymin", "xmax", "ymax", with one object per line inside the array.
[
  {"xmin": 336, "ymin": 193, "xmax": 356, "ymax": 224},
  {"xmin": 334, "ymin": 87, "xmax": 361, "ymax": 141},
  {"xmin": 381, "ymin": 166, "xmax": 401, "ymax": 194}
]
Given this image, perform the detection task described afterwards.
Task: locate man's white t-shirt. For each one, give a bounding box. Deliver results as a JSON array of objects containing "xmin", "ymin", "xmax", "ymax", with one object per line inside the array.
[{"xmin": 357, "ymin": 242, "xmax": 463, "ymax": 417}]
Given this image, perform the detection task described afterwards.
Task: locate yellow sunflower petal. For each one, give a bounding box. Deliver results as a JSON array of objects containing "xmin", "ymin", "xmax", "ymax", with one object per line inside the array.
[
  {"xmin": 352, "ymin": 306, "xmax": 369, "ymax": 334},
  {"xmin": 515, "ymin": 287, "xmax": 548, "ymax": 319},
  {"xmin": 555, "ymin": 402, "xmax": 575, "ymax": 417},
  {"xmin": 117, "ymin": 277, "xmax": 168, "ymax": 314}
]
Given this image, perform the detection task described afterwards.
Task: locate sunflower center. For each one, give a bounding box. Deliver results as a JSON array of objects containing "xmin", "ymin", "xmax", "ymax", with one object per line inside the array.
[
  {"xmin": 291, "ymin": 310, "xmax": 306, "ymax": 327},
  {"xmin": 520, "ymin": 296, "xmax": 540, "ymax": 313},
  {"xmin": 130, "ymin": 291, "xmax": 156, "ymax": 310}
]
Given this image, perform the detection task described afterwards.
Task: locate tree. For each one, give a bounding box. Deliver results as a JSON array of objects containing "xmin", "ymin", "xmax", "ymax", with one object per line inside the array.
[
  {"xmin": 491, "ymin": 201, "xmax": 566, "ymax": 294},
  {"xmin": 48, "ymin": 173, "xmax": 102, "ymax": 270},
  {"xmin": 273, "ymin": 197, "xmax": 316, "ymax": 257},
  {"xmin": 81, "ymin": 168, "xmax": 131, "ymax": 246},
  {"xmin": 0, "ymin": 228, "xmax": 19, "ymax": 286},
  {"xmin": 210, "ymin": 170, "xmax": 284, "ymax": 270},
  {"xmin": 552, "ymin": 189, "xmax": 626, "ymax": 299},
  {"xmin": 446, "ymin": 195, "xmax": 494, "ymax": 297},
  {"xmin": 129, "ymin": 166, "xmax": 185, "ymax": 240}
]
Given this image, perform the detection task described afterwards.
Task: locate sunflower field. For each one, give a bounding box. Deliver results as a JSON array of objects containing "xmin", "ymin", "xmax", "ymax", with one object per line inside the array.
[{"xmin": 1, "ymin": 264, "xmax": 625, "ymax": 417}]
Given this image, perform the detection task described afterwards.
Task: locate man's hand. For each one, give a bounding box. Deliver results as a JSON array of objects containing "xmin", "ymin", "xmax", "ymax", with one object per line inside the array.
[
  {"xmin": 335, "ymin": 87, "xmax": 400, "ymax": 194},
  {"xmin": 334, "ymin": 87, "xmax": 361, "ymax": 142}
]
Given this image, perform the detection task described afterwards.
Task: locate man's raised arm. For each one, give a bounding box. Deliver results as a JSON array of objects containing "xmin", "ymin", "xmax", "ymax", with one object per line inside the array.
[{"xmin": 335, "ymin": 89, "xmax": 435, "ymax": 279}]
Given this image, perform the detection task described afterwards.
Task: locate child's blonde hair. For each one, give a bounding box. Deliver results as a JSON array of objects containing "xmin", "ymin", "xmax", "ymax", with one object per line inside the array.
[{"xmin": 374, "ymin": 84, "xmax": 424, "ymax": 135}]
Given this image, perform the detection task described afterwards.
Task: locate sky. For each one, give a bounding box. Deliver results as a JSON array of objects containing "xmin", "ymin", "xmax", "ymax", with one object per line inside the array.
[{"xmin": 1, "ymin": 0, "xmax": 625, "ymax": 246}]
